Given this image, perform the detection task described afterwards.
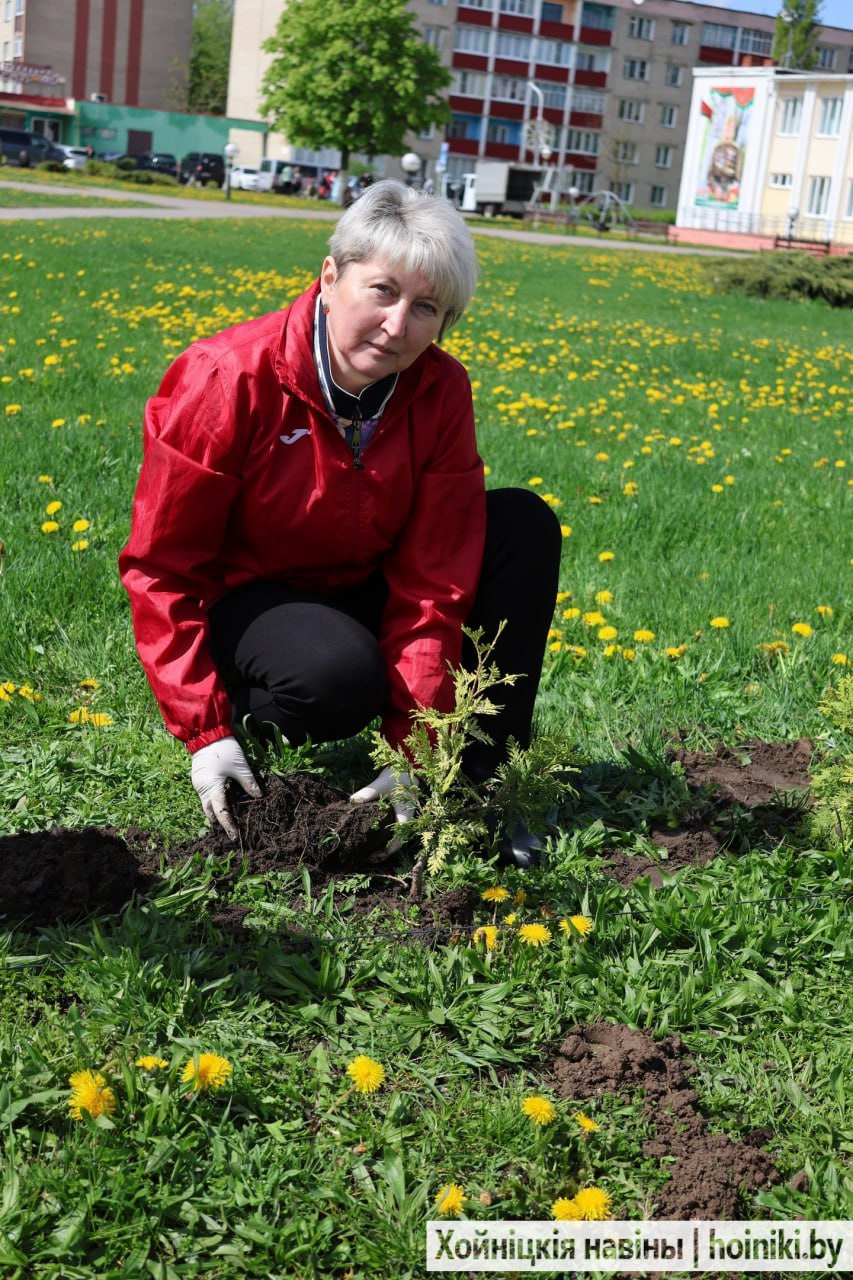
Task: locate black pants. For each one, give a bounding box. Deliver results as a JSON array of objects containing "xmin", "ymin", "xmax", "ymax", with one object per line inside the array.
[{"xmin": 208, "ymin": 488, "xmax": 562, "ymax": 780}]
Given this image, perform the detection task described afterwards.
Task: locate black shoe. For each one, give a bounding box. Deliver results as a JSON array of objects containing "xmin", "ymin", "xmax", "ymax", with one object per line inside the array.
[{"xmin": 495, "ymin": 818, "xmax": 542, "ymax": 870}]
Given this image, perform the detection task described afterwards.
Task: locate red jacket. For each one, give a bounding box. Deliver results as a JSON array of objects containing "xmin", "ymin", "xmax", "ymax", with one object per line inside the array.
[{"xmin": 119, "ymin": 281, "xmax": 486, "ymax": 753}]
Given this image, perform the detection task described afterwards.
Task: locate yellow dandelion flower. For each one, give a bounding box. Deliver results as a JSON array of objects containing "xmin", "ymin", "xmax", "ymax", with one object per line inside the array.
[
  {"xmin": 71, "ymin": 540, "xmax": 89, "ymax": 552},
  {"xmin": 623, "ymin": 480, "xmax": 638, "ymax": 496},
  {"xmin": 560, "ymin": 524, "xmax": 572, "ymax": 537},
  {"xmin": 86, "ymin": 712, "xmax": 113, "ymax": 727},
  {"xmin": 582, "ymin": 611, "xmax": 606, "ymax": 627},
  {"xmin": 472, "ymin": 925, "xmax": 498, "ymax": 950},
  {"xmin": 622, "ymin": 648, "xmax": 636, "ymax": 661},
  {"xmin": 522, "ymin": 1095, "xmax": 556, "ymax": 1126},
  {"xmin": 72, "ymin": 519, "xmax": 90, "ymax": 533},
  {"xmin": 573, "ymin": 1186, "xmax": 613, "ymax": 1220},
  {"xmin": 560, "ymin": 914, "xmax": 593, "ymax": 939},
  {"xmin": 346, "ymin": 1055, "xmax": 385, "ymax": 1095},
  {"xmin": 552, "ymin": 1196, "xmax": 583, "ymax": 1221},
  {"xmin": 181, "ymin": 1053, "xmax": 233, "ymax": 1093},
  {"xmin": 41, "ymin": 521, "xmax": 59, "ymax": 534},
  {"xmin": 831, "ymin": 653, "xmax": 848, "ymax": 665},
  {"xmin": 724, "ymin": 475, "xmax": 735, "ymax": 485},
  {"xmin": 68, "ymin": 1069, "xmax": 116, "ymax": 1120},
  {"xmin": 528, "ymin": 477, "xmax": 543, "ymax": 487},
  {"xmin": 0, "ymin": 687, "xmax": 11, "ymax": 702},
  {"xmin": 45, "ymin": 500, "xmax": 62, "ymax": 516},
  {"xmin": 598, "ymin": 551, "xmax": 615, "ymax": 562},
  {"xmin": 5, "ymin": 404, "xmax": 21, "ymax": 414},
  {"xmin": 79, "ymin": 678, "xmax": 100, "ymax": 689},
  {"xmin": 37, "ymin": 475, "xmax": 52, "ymax": 484},
  {"xmin": 816, "ymin": 605, "xmax": 833, "ymax": 617},
  {"xmin": 666, "ymin": 645, "xmax": 687, "ymax": 660},
  {"xmin": 634, "ymin": 629, "xmax": 655, "ymax": 643},
  {"xmin": 595, "ymin": 590, "xmax": 613, "ymax": 605},
  {"xmin": 481, "ymin": 887, "xmax": 510, "ymax": 903},
  {"xmin": 69, "ymin": 707, "xmax": 89, "ymax": 724},
  {"xmin": 562, "ymin": 607, "xmax": 581, "ymax": 620},
  {"xmin": 792, "ymin": 622, "xmax": 813, "ymax": 637},
  {"xmin": 598, "ymin": 625, "xmax": 618, "ymax": 642},
  {"xmin": 504, "ymin": 912, "xmax": 517, "ymax": 926},
  {"xmin": 513, "ymin": 889, "xmax": 527, "ymax": 906},
  {"xmin": 710, "ymin": 616, "xmax": 730, "ymax": 629},
  {"xmin": 51, "ymin": 418, "xmax": 65, "ymax": 429},
  {"xmin": 518, "ymin": 923, "xmax": 551, "ymax": 947},
  {"xmin": 556, "ymin": 591, "xmax": 571, "ymax": 603},
  {"xmin": 711, "ymin": 483, "xmax": 724, "ymax": 493},
  {"xmin": 574, "ymin": 1111, "xmax": 599, "ymax": 1132},
  {"xmin": 136, "ymin": 1056, "xmax": 168, "ymax": 1071},
  {"xmin": 435, "ymin": 1183, "xmax": 465, "ymax": 1217}
]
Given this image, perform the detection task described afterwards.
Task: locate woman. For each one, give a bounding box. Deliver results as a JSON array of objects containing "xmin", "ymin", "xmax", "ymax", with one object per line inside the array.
[{"xmin": 120, "ymin": 181, "xmax": 561, "ymax": 863}]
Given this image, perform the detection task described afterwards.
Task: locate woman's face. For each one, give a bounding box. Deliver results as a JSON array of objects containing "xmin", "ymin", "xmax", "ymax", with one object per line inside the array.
[{"xmin": 320, "ymin": 255, "xmax": 445, "ymax": 394}]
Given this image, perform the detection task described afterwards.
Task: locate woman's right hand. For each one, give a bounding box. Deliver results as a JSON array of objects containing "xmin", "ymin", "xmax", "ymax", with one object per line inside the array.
[{"xmin": 191, "ymin": 736, "xmax": 261, "ymax": 839}]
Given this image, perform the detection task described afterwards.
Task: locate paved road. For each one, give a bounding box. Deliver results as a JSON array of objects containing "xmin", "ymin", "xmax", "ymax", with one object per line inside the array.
[{"xmin": 0, "ymin": 177, "xmax": 734, "ymax": 256}]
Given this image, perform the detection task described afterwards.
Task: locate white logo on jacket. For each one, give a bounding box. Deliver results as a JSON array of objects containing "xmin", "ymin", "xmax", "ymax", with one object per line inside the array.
[{"xmin": 280, "ymin": 428, "xmax": 310, "ymax": 446}]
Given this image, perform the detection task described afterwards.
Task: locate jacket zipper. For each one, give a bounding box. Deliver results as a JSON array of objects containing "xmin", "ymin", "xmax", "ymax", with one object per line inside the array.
[{"xmin": 350, "ymin": 403, "xmax": 363, "ymax": 470}]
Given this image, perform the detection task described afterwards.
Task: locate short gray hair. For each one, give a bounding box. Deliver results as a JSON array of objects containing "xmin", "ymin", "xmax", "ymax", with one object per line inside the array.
[{"xmin": 328, "ymin": 180, "xmax": 478, "ymax": 333}]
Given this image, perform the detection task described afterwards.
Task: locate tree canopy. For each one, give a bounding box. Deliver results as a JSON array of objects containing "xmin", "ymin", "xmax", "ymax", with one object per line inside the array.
[
  {"xmin": 260, "ymin": 0, "xmax": 451, "ymax": 186},
  {"xmin": 772, "ymin": 1, "xmax": 822, "ymax": 71}
]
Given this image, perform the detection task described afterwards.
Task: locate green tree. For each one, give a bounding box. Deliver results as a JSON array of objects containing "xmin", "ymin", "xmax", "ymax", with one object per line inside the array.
[
  {"xmin": 260, "ymin": 0, "xmax": 451, "ymax": 199},
  {"xmin": 773, "ymin": 1, "xmax": 822, "ymax": 70},
  {"xmin": 188, "ymin": 0, "xmax": 234, "ymax": 116}
]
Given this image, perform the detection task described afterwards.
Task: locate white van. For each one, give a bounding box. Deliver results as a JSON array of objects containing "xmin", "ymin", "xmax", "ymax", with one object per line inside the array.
[{"xmin": 257, "ymin": 158, "xmax": 293, "ymax": 193}]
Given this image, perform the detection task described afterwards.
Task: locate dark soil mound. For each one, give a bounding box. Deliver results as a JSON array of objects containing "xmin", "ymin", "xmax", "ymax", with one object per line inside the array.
[
  {"xmin": 0, "ymin": 827, "xmax": 138, "ymax": 926},
  {"xmin": 671, "ymin": 736, "xmax": 813, "ymax": 806},
  {"xmin": 548, "ymin": 1021, "xmax": 780, "ymax": 1218}
]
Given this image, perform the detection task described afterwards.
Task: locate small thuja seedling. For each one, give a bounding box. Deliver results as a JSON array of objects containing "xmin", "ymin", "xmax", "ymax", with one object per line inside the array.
[{"xmin": 369, "ymin": 626, "xmax": 577, "ymax": 894}]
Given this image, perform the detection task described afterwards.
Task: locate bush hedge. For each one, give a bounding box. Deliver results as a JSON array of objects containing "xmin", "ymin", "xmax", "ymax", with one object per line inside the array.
[{"xmin": 709, "ymin": 251, "xmax": 853, "ymax": 308}]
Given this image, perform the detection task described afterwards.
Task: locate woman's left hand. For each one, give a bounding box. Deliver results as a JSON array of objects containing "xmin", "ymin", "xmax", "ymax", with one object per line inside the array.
[{"xmin": 350, "ymin": 765, "xmax": 417, "ymax": 823}]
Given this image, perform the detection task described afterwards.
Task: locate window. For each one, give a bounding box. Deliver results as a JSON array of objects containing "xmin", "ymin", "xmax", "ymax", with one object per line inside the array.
[
  {"xmin": 13, "ymin": 32, "xmax": 20, "ymax": 55},
  {"xmin": 453, "ymin": 70, "xmax": 487, "ymax": 97},
  {"xmin": 448, "ymin": 116, "xmax": 478, "ymax": 139},
  {"xmin": 664, "ymin": 64, "xmax": 683, "ymax": 87},
  {"xmin": 846, "ymin": 178, "xmax": 853, "ymax": 219},
  {"xmin": 616, "ymin": 140, "xmax": 637, "ymax": 163},
  {"xmin": 14, "ymin": 0, "xmax": 22, "ymax": 13},
  {"xmin": 499, "ymin": 0, "xmax": 533, "ymax": 13},
  {"xmin": 2, "ymin": 40, "xmax": 8, "ymax": 60},
  {"xmin": 455, "ymin": 26, "xmax": 491, "ymax": 55},
  {"xmin": 427, "ymin": 0, "xmax": 447, "ymax": 6},
  {"xmin": 541, "ymin": 83, "xmax": 567, "ymax": 109},
  {"xmin": 486, "ymin": 121, "xmax": 511, "ymax": 143},
  {"xmin": 541, "ymin": 2, "xmax": 563, "ymax": 21},
  {"xmin": 573, "ymin": 89, "xmax": 605, "ymax": 114},
  {"xmin": 623, "ymin": 59, "xmax": 649, "ymax": 81},
  {"xmin": 770, "ymin": 173, "xmax": 792, "ymax": 188},
  {"xmin": 3, "ymin": 0, "xmax": 10, "ymax": 20},
  {"xmin": 581, "ymin": 3, "xmax": 614, "ymax": 32},
  {"xmin": 492, "ymin": 76, "xmax": 526, "ymax": 102},
  {"xmin": 739, "ymin": 29, "xmax": 772, "ymax": 57},
  {"xmin": 650, "ymin": 185, "xmax": 667, "ymax": 207},
  {"xmin": 661, "ymin": 104, "xmax": 677, "ymax": 128},
  {"xmin": 611, "ymin": 181, "xmax": 635, "ymax": 203},
  {"xmin": 566, "ymin": 129, "xmax": 599, "ymax": 155},
  {"xmin": 460, "ymin": 0, "xmax": 492, "ymax": 7},
  {"xmin": 538, "ymin": 38, "xmax": 571, "ymax": 65},
  {"xmin": 495, "ymin": 31, "xmax": 532, "ymax": 60},
  {"xmin": 671, "ymin": 22, "xmax": 689, "ymax": 47},
  {"xmin": 806, "ymin": 176, "xmax": 831, "ymax": 217},
  {"xmin": 423, "ymin": 27, "xmax": 444, "ymax": 51},
  {"xmin": 701, "ymin": 23, "xmax": 736, "ymax": 51},
  {"xmin": 817, "ymin": 46, "xmax": 838, "ymax": 70},
  {"xmin": 418, "ymin": 124, "xmax": 436, "ymax": 142},
  {"xmin": 629, "ymin": 15, "xmax": 654, "ymax": 40},
  {"xmin": 779, "ymin": 97, "xmax": 802, "ymax": 136},
  {"xmin": 655, "ymin": 145, "xmax": 673, "ymax": 168},
  {"xmin": 576, "ymin": 49, "xmax": 609, "ymax": 73},
  {"xmin": 818, "ymin": 98, "xmax": 842, "ymax": 136},
  {"xmin": 618, "ymin": 99, "xmax": 645, "ymax": 124},
  {"xmin": 849, "ymin": 49, "xmax": 853, "ymax": 73},
  {"xmin": 572, "ymin": 170, "xmax": 595, "ymax": 194}
]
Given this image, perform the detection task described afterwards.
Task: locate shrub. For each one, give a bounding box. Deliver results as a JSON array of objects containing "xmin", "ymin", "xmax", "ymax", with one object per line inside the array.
[{"xmin": 710, "ymin": 252, "xmax": 853, "ymax": 308}]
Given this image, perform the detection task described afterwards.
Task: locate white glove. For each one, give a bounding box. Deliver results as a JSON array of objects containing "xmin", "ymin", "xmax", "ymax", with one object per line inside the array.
[
  {"xmin": 191, "ymin": 736, "xmax": 261, "ymax": 839},
  {"xmin": 350, "ymin": 765, "xmax": 417, "ymax": 824}
]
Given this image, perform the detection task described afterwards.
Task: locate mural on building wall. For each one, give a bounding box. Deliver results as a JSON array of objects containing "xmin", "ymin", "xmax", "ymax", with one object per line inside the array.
[{"xmin": 695, "ymin": 86, "xmax": 755, "ymax": 208}]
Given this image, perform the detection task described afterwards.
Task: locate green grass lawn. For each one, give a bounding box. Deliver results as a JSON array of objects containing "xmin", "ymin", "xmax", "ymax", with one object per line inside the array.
[{"xmin": 0, "ymin": 217, "xmax": 850, "ymax": 1277}]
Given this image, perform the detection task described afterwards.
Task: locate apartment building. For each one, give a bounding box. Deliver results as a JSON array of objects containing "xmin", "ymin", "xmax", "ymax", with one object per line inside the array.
[
  {"xmin": 0, "ymin": 0, "xmax": 193, "ymax": 139},
  {"xmin": 443, "ymin": 0, "xmax": 853, "ymax": 210}
]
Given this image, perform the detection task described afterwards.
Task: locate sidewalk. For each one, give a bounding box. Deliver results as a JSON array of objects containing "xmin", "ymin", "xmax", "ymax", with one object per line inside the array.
[{"xmin": 0, "ymin": 177, "xmax": 735, "ymax": 256}]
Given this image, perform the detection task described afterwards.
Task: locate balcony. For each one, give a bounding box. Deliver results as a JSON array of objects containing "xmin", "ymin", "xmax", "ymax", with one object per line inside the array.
[
  {"xmin": 483, "ymin": 141, "xmax": 519, "ymax": 161},
  {"xmin": 573, "ymin": 69, "xmax": 607, "ymax": 88},
  {"xmin": 456, "ymin": 6, "xmax": 492, "ymax": 27},
  {"xmin": 578, "ymin": 25, "xmax": 612, "ymax": 47},
  {"xmin": 569, "ymin": 110, "xmax": 604, "ymax": 129},
  {"xmin": 698, "ymin": 45, "xmax": 736, "ymax": 65},
  {"xmin": 447, "ymin": 137, "xmax": 479, "ymax": 156}
]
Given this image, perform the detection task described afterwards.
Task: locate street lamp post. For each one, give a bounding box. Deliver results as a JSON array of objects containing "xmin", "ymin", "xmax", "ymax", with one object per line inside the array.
[
  {"xmin": 224, "ymin": 141, "xmax": 239, "ymax": 200},
  {"xmin": 401, "ymin": 151, "xmax": 422, "ymax": 187}
]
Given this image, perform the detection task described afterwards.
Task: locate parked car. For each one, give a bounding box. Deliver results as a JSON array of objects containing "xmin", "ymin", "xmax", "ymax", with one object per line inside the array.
[
  {"xmin": 179, "ymin": 152, "xmax": 225, "ymax": 187},
  {"xmin": 0, "ymin": 128, "xmax": 65, "ymax": 167},
  {"xmin": 53, "ymin": 144, "xmax": 90, "ymax": 171},
  {"xmin": 138, "ymin": 151, "xmax": 178, "ymax": 179},
  {"xmin": 226, "ymin": 165, "xmax": 259, "ymax": 191}
]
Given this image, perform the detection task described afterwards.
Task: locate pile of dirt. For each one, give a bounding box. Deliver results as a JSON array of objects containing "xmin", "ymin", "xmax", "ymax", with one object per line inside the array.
[
  {"xmin": 604, "ymin": 738, "xmax": 812, "ymax": 886},
  {"xmin": 548, "ymin": 1022, "xmax": 781, "ymax": 1218},
  {"xmin": 0, "ymin": 741, "xmax": 814, "ymax": 928}
]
